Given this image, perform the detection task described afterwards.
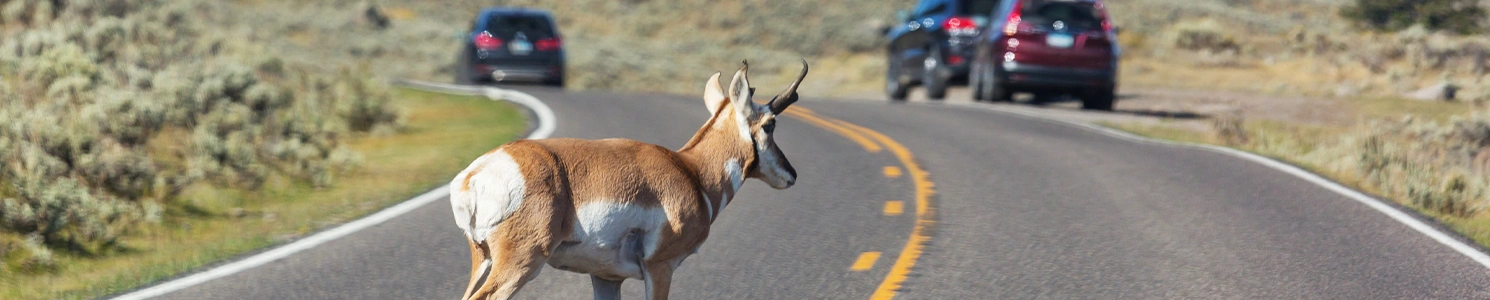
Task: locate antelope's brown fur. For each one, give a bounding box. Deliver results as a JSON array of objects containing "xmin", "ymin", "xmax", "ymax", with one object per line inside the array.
[{"xmin": 453, "ymin": 61, "xmax": 806, "ymax": 300}]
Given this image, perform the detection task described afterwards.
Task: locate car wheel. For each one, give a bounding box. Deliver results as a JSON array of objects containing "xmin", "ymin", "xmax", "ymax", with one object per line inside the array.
[
  {"xmin": 977, "ymin": 66, "xmax": 1011, "ymax": 102},
  {"xmin": 455, "ymin": 49, "xmax": 476, "ymax": 85},
  {"xmin": 545, "ymin": 77, "xmax": 565, "ymax": 88},
  {"xmin": 886, "ymin": 54, "xmax": 909, "ymax": 101},
  {"xmin": 983, "ymin": 78, "xmax": 1012, "ymax": 103},
  {"xmin": 1082, "ymin": 88, "xmax": 1115, "ymax": 111},
  {"xmin": 921, "ymin": 50, "xmax": 948, "ymax": 100},
  {"xmin": 1030, "ymin": 92, "xmax": 1059, "ymax": 105}
]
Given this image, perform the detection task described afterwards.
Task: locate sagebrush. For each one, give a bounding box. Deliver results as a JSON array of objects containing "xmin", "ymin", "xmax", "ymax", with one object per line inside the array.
[{"xmin": 0, "ymin": 0, "xmax": 401, "ymax": 273}]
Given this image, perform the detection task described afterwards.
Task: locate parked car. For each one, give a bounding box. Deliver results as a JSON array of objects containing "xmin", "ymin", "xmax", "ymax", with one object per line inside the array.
[
  {"xmin": 882, "ymin": 0, "xmax": 1001, "ymax": 100},
  {"xmin": 968, "ymin": 0, "xmax": 1119, "ymax": 110},
  {"xmin": 457, "ymin": 8, "xmax": 565, "ymax": 87},
  {"xmin": 884, "ymin": 0, "xmax": 1004, "ymax": 100}
]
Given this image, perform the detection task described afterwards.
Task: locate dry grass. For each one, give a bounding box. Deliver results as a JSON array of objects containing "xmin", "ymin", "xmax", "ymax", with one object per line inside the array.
[
  {"xmin": 1108, "ymin": 100, "xmax": 1490, "ymax": 249},
  {"xmin": 0, "ymin": 88, "xmax": 524, "ymax": 299},
  {"xmin": 199, "ymin": 0, "xmax": 911, "ymax": 96},
  {"xmin": 1112, "ymin": 0, "xmax": 1490, "ymax": 100},
  {"xmin": 1109, "ymin": 0, "xmax": 1490, "ymax": 243}
]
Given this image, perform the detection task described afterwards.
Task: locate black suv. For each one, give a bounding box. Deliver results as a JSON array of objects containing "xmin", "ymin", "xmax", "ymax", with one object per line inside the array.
[
  {"xmin": 456, "ymin": 8, "xmax": 565, "ymax": 87},
  {"xmin": 884, "ymin": 0, "xmax": 1004, "ymax": 100}
]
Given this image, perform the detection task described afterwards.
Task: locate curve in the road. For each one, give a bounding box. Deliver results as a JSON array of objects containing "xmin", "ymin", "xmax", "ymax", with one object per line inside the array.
[
  {"xmin": 110, "ymin": 82, "xmax": 557, "ymax": 300},
  {"xmin": 949, "ymin": 101, "xmax": 1490, "ymax": 269},
  {"xmin": 782, "ymin": 108, "xmax": 938, "ymax": 299}
]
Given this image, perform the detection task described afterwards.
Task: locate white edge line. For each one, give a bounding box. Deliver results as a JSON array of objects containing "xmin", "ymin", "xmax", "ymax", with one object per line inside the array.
[
  {"xmin": 111, "ymin": 81, "xmax": 556, "ymax": 300},
  {"xmin": 947, "ymin": 102, "xmax": 1490, "ymax": 269}
]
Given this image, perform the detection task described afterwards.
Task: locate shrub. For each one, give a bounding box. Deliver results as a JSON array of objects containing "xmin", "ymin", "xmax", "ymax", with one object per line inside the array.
[
  {"xmin": 1163, "ymin": 19, "xmax": 1239, "ymax": 52},
  {"xmin": 22, "ymin": 43, "xmax": 97, "ymax": 89},
  {"xmin": 1345, "ymin": 115, "xmax": 1490, "ymax": 217},
  {"xmin": 329, "ymin": 71, "xmax": 403, "ymax": 132},
  {"xmin": 3, "ymin": 145, "xmax": 141, "ymax": 251},
  {"xmin": 0, "ymin": 0, "xmax": 405, "ymax": 265},
  {"xmin": 1341, "ymin": 0, "xmax": 1485, "ymax": 34},
  {"xmin": 1, "ymin": 233, "xmax": 56, "ymax": 273},
  {"xmin": 1212, "ymin": 115, "xmax": 1250, "ymax": 146}
]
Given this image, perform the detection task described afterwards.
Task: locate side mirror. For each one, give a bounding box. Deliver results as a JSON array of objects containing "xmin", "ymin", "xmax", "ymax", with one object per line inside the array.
[{"xmin": 895, "ymin": 10, "xmax": 910, "ymax": 23}]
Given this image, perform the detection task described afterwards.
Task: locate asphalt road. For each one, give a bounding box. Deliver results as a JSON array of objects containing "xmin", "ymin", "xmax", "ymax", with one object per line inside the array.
[{"xmin": 146, "ymin": 86, "xmax": 1490, "ymax": 299}]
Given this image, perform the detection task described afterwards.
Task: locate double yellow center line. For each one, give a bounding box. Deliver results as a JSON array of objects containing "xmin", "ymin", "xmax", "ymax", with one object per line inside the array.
[{"xmin": 782, "ymin": 107, "xmax": 937, "ymax": 300}]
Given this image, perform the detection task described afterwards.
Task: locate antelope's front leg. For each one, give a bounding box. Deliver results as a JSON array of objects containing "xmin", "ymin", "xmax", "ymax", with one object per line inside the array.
[{"xmin": 591, "ymin": 275, "xmax": 624, "ymax": 300}]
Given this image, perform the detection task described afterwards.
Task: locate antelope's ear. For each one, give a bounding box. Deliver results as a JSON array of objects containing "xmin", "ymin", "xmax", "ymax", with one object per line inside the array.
[
  {"xmin": 703, "ymin": 72, "xmax": 726, "ymax": 114},
  {"xmin": 728, "ymin": 61, "xmax": 753, "ymax": 112}
]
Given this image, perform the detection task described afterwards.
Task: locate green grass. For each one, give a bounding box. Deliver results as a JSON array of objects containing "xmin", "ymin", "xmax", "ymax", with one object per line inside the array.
[{"xmin": 0, "ymin": 88, "xmax": 525, "ymax": 299}]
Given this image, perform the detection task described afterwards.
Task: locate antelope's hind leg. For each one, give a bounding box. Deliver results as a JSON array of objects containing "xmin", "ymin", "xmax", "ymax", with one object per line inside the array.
[
  {"xmin": 462, "ymin": 236, "xmax": 549, "ymax": 300},
  {"xmin": 462, "ymin": 208, "xmax": 567, "ymax": 300}
]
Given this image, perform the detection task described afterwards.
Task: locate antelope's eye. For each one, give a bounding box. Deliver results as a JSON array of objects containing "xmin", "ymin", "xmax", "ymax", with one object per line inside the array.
[{"xmin": 762, "ymin": 119, "xmax": 776, "ymax": 132}]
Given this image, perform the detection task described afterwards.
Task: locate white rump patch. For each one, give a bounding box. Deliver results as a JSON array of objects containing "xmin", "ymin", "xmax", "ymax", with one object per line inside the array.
[{"xmin": 450, "ymin": 149, "xmax": 526, "ymax": 243}]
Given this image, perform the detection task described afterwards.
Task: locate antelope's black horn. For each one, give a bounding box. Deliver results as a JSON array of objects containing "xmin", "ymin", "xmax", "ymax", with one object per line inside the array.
[{"xmin": 769, "ymin": 59, "xmax": 809, "ymax": 114}]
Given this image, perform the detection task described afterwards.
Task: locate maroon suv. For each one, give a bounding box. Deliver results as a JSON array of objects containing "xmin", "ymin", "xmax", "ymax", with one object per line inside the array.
[{"xmin": 969, "ymin": 0, "xmax": 1118, "ymax": 110}]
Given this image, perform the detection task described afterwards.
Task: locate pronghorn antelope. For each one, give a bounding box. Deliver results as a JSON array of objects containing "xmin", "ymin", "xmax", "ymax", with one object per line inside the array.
[{"xmin": 450, "ymin": 61, "xmax": 807, "ymax": 300}]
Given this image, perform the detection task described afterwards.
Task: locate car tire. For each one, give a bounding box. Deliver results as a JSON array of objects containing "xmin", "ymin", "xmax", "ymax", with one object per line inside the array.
[
  {"xmin": 1030, "ymin": 92, "xmax": 1058, "ymax": 105},
  {"xmin": 984, "ymin": 80, "xmax": 1012, "ymax": 103},
  {"xmin": 921, "ymin": 50, "xmax": 948, "ymax": 100},
  {"xmin": 886, "ymin": 54, "xmax": 909, "ymax": 102},
  {"xmin": 1082, "ymin": 88, "xmax": 1115, "ymax": 111},
  {"xmin": 970, "ymin": 64, "xmax": 987, "ymax": 102},
  {"xmin": 456, "ymin": 49, "xmax": 477, "ymax": 85},
  {"xmin": 978, "ymin": 67, "xmax": 1012, "ymax": 102},
  {"xmin": 545, "ymin": 77, "xmax": 565, "ymax": 88}
]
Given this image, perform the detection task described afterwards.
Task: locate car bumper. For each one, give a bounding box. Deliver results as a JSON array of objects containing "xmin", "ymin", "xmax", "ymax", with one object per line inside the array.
[
  {"xmin": 941, "ymin": 43, "xmax": 977, "ymax": 78},
  {"xmin": 473, "ymin": 63, "xmax": 562, "ymax": 82},
  {"xmin": 1000, "ymin": 62, "xmax": 1114, "ymax": 89}
]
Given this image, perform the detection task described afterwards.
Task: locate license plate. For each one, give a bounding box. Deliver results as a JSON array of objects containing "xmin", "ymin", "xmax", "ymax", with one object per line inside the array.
[
  {"xmin": 509, "ymin": 41, "xmax": 533, "ymax": 55},
  {"xmin": 1046, "ymin": 33, "xmax": 1074, "ymax": 48}
]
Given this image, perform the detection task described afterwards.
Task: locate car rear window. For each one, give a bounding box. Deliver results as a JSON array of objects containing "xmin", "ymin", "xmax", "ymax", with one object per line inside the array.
[
  {"xmin": 959, "ymin": 0, "xmax": 1002, "ymax": 16},
  {"xmin": 484, "ymin": 15, "xmax": 556, "ymax": 40},
  {"xmin": 1021, "ymin": 0, "xmax": 1102, "ymax": 30}
]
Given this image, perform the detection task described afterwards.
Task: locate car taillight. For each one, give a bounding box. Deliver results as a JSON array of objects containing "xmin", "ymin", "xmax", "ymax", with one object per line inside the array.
[
  {"xmin": 947, "ymin": 55, "xmax": 965, "ymax": 65},
  {"xmin": 945, "ymin": 16, "xmax": 977, "ymax": 35},
  {"xmin": 1095, "ymin": 0, "xmax": 1115, "ymax": 38},
  {"xmin": 474, "ymin": 32, "xmax": 503, "ymax": 50},
  {"xmin": 1002, "ymin": 1, "xmax": 1033, "ymax": 36},
  {"xmin": 536, "ymin": 38, "xmax": 562, "ymax": 51}
]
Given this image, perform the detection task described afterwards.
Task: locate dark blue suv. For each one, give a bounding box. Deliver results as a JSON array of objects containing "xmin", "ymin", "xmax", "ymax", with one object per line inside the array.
[
  {"xmin": 456, "ymin": 8, "xmax": 565, "ymax": 87},
  {"xmin": 885, "ymin": 0, "xmax": 1004, "ymax": 100}
]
